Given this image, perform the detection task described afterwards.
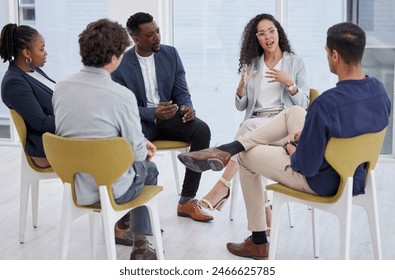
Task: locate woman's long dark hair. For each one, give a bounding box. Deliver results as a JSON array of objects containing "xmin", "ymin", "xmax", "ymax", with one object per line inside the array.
[
  {"xmin": 238, "ymin": 14, "xmax": 293, "ymax": 73},
  {"xmin": 0, "ymin": 23, "xmax": 38, "ymax": 63}
]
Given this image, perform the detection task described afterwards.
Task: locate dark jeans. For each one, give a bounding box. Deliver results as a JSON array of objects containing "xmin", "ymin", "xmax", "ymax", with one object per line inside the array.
[
  {"xmin": 115, "ymin": 160, "xmax": 158, "ymax": 235},
  {"xmin": 142, "ymin": 114, "xmax": 211, "ymax": 198}
]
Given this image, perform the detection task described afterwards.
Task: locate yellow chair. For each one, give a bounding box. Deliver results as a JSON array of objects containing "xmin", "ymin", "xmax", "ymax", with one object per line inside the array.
[
  {"xmin": 152, "ymin": 140, "xmax": 190, "ymax": 195},
  {"xmin": 42, "ymin": 133, "xmax": 164, "ymax": 260},
  {"xmin": 9, "ymin": 109, "xmax": 58, "ymax": 244},
  {"xmin": 267, "ymin": 129, "xmax": 386, "ymax": 260},
  {"xmin": 229, "ymin": 89, "xmax": 320, "ymax": 221},
  {"xmin": 308, "ymin": 88, "xmax": 319, "ymax": 110}
]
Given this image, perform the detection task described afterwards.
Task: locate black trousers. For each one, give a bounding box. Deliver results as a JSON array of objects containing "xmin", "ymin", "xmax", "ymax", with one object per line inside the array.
[{"xmin": 142, "ymin": 114, "xmax": 211, "ymax": 198}]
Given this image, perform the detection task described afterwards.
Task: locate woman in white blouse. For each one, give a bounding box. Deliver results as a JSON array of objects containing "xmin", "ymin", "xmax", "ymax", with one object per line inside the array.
[{"xmin": 200, "ymin": 14, "xmax": 309, "ymax": 234}]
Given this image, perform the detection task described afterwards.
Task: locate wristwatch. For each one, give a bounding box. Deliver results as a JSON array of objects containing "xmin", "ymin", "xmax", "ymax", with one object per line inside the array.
[
  {"xmin": 283, "ymin": 140, "xmax": 297, "ymax": 155},
  {"xmin": 288, "ymin": 83, "xmax": 296, "ymax": 91}
]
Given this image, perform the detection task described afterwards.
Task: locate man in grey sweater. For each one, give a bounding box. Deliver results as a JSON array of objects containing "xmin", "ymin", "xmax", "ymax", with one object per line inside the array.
[{"xmin": 53, "ymin": 19, "xmax": 158, "ymax": 260}]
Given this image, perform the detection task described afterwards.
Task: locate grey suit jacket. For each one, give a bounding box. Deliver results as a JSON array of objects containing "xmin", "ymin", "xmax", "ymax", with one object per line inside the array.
[{"xmin": 235, "ymin": 52, "xmax": 309, "ymax": 121}]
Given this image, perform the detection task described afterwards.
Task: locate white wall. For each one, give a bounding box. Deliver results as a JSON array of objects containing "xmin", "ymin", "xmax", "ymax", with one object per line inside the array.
[{"xmin": 108, "ymin": 0, "xmax": 159, "ymax": 23}]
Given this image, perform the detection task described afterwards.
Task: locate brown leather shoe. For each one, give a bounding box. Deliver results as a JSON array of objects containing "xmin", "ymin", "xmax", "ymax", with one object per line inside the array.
[
  {"xmin": 177, "ymin": 199, "xmax": 214, "ymax": 222},
  {"xmin": 227, "ymin": 236, "xmax": 269, "ymax": 260},
  {"xmin": 177, "ymin": 148, "xmax": 231, "ymax": 172},
  {"xmin": 130, "ymin": 247, "xmax": 157, "ymax": 260},
  {"xmin": 130, "ymin": 239, "xmax": 157, "ymax": 260}
]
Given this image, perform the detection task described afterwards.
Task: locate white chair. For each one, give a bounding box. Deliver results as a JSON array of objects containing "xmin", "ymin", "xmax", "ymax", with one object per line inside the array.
[
  {"xmin": 267, "ymin": 129, "xmax": 386, "ymax": 259},
  {"xmin": 10, "ymin": 109, "xmax": 58, "ymax": 244},
  {"xmin": 43, "ymin": 133, "xmax": 164, "ymax": 260},
  {"xmin": 152, "ymin": 140, "xmax": 190, "ymax": 195}
]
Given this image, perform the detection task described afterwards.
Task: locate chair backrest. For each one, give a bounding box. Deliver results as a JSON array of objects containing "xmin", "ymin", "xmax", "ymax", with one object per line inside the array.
[
  {"xmin": 324, "ymin": 128, "xmax": 386, "ymax": 202},
  {"xmin": 308, "ymin": 88, "xmax": 319, "ymax": 110},
  {"xmin": 42, "ymin": 132, "xmax": 134, "ymax": 208},
  {"xmin": 10, "ymin": 109, "xmax": 27, "ymax": 148},
  {"xmin": 10, "ymin": 109, "xmax": 53, "ymax": 172}
]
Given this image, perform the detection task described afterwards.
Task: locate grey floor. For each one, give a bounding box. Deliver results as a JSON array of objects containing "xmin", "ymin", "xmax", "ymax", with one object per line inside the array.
[{"xmin": 0, "ymin": 144, "xmax": 394, "ymax": 260}]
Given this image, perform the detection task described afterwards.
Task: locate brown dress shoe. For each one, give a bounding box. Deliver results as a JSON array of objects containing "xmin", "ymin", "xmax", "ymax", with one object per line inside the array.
[
  {"xmin": 130, "ymin": 239, "xmax": 157, "ymax": 260},
  {"xmin": 177, "ymin": 199, "xmax": 214, "ymax": 222},
  {"xmin": 177, "ymin": 148, "xmax": 231, "ymax": 173},
  {"xmin": 227, "ymin": 236, "xmax": 269, "ymax": 260}
]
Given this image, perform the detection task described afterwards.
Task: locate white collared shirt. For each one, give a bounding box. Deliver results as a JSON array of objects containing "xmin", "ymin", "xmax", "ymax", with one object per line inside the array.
[{"xmin": 136, "ymin": 51, "xmax": 160, "ymax": 108}]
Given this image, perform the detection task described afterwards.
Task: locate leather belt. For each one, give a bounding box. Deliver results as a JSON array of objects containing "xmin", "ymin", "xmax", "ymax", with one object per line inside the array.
[{"xmin": 252, "ymin": 110, "xmax": 282, "ymax": 118}]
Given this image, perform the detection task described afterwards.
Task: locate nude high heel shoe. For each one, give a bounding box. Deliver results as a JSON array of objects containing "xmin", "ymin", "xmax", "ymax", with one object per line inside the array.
[{"xmin": 200, "ymin": 177, "xmax": 231, "ymax": 211}]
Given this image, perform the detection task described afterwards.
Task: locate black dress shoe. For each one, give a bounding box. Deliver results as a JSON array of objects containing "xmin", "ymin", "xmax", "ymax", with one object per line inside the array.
[
  {"xmin": 177, "ymin": 148, "xmax": 231, "ymax": 172},
  {"xmin": 115, "ymin": 225, "xmax": 133, "ymax": 246}
]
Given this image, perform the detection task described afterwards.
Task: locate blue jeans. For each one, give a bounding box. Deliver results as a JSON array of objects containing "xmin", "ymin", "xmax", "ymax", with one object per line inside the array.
[{"xmin": 115, "ymin": 160, "xmax": 158, "ymax": 235}]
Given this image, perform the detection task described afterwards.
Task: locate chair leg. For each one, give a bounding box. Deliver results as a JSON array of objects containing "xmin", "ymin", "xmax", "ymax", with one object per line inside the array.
[
  {"xmin": 171, "ymin": 151, "xmax": 181, "ymax": 195},
  {"xmin": 311, "ymin": 207, "xmax": 320, "ymax": 258},
  {"xmin": 99, "ymin": 187, "xmax": 118, "ymax": 260},
  {"xmin": 58, "ymin": 184, "xmax": 74, "ymax": 260},
  {"xmin": 338, "ymin": 207, "xmax": 352, "ymax": 260},
  {"xmin": 229, "ymin": 172, "xmax": 239, "ymax": 221},
  {"xmin": 31, "ymin": 180, "xmax": 39, "ymax": 228},
  {"xmin": 287, "ymin": 202, "xmax": 295, "ymax": 228},
  {"xmin": 268, "ymin": 194, "xmax": 284, "ymax": 260},
  {"xmin": 362, "ymin": 173, "xmax": 382, "ymax": 259},
  {"xmin": 89, "ymin": 213, "xmax": 101, "ymax": 260},
  {"xmin": 19, "ymin": 176, "xmax": 31, "ymax": 244},
  {"xmin": 146, "ymin": 199, "xmax": 165, "ymax": 260},
  {"xmin": 101, "ymin": 216, "xmax": 118, "ymax": 260},
  {"xmin": 365, "ymin": 205, "xmax": 382, "ymax": 259}
]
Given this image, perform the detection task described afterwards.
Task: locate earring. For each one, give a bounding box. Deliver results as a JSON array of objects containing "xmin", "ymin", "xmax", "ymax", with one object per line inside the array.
[{"xmin": 25, "ymin": 57, "xmax": 32, "ymax": 64}]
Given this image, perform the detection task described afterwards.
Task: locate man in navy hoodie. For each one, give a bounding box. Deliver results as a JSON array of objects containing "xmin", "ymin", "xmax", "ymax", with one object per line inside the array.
[{"xmin": 177, "ymin": 22, "xmax": 391, "ymax": 260}]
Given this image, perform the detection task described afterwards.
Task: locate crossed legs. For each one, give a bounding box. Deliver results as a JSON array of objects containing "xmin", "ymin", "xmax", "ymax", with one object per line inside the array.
[
  {"xmin": 237, "ymin": 106, "xmax": 314, "ymax": 232},
  {"xmin": 177, "ymin": 106, "xmax": 314, "ymax": 259},
  {"xmin": 200, "ymin": 116, "xmax": 278, "ymax": 229},
  {"xmin": 225, "ymin": 106, "xmax": 315, "ymax": 259}
]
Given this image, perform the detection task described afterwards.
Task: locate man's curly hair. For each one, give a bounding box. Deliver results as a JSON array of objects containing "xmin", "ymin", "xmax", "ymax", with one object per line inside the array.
[
  {"xmin": 79, "ymin": 19, "xmax": 130, "ymax": 67},
  {"xmin": 238, "ymin": 14, "xmax": 293, "ymax": 73},
  {"xmin": 126, "ymin": 12, "xmax": 154, "ymax": 37}
]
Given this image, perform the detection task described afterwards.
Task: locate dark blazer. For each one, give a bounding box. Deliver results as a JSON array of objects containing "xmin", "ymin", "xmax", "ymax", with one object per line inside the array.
[
  {"xmin": 1, "ymin": 63, "xmax": 55, "ymax": 157},
  {"xmin": 111, "ymin": 44, "xmax": 193, "ymax": 126}
]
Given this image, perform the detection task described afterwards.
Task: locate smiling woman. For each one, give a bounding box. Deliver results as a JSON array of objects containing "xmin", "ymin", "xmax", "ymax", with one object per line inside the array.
[{"xmin": 197, "ymin": 14, "xmax": 309, "ymax": 250}]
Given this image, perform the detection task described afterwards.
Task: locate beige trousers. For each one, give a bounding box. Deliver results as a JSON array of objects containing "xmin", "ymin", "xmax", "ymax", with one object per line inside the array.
[
  {"xmin": 230, "ymin": 115, "xmax": 279, "ymax": 162},
  {"xmin": 237, "ymin": 106, "xmax": 316, "ymax": 232}
]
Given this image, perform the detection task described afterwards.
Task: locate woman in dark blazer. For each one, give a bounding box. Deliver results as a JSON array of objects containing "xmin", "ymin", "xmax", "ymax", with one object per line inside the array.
[{"xmin": 0, "ymin": 23, "xmax": 55, "ymax": 167}]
